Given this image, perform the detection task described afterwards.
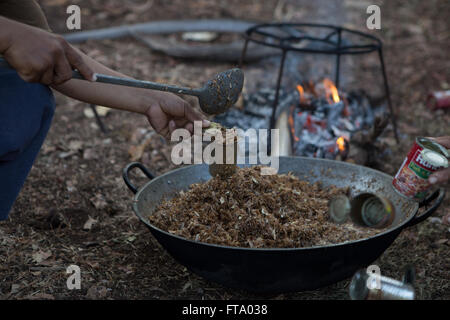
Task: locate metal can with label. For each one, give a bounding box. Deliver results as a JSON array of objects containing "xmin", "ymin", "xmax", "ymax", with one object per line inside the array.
[
  {"xmin": 427, "ymin": 90, "xmax": 450, "ymax": 110},
  {"xmin": 392, "ymin": 137, "xmax": 449, "ymax": 200}
]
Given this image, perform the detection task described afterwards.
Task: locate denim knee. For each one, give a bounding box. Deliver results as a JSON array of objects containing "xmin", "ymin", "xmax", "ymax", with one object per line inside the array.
[{"xmin": 0, "ymin": 69, "xmax": 55, "ymax": 161}]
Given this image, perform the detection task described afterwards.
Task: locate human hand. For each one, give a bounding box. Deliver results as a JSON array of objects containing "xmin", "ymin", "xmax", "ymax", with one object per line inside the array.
[
  {"xmin": 145, "ymin": 92, "xmax": 210, "ymax": 140},
  {"xmin": 428, "ymin": 136, "xmax": 450, "ymax": 185},
  {"xmin": 0, "ymin": 17, "xmax": 94, "ymax": 85}
]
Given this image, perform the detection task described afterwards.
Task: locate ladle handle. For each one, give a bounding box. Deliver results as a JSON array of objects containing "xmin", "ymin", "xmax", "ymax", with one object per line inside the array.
[
  {"xmin": 404, "ymin": 188, "xmax": 445, "ymax": 229},
  {"xmin": 72, "ymin": 71, "xmax": 201, "ymax": 96},
  {"xmin": 0, "ymin": 58, "xmax": 200, "ymax": 96},
  {"xmin": 122, "ymin": 162, "xmax": 155, "ymax": 194}
]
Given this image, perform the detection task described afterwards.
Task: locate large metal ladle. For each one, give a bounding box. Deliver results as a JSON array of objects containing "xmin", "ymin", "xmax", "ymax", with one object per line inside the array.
[{"xmin": 0, "ymin": 58, "xmax": 244, "ymax": 115}]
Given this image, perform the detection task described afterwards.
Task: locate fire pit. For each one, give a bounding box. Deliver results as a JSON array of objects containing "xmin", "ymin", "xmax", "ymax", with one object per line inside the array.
[
  {"xmin": 215, "ymin": 23, "xmax": 398, "ymax": 161},
  {"xmin": 287, "ymin": 80, "xmax": 377, "ymax": 160}
]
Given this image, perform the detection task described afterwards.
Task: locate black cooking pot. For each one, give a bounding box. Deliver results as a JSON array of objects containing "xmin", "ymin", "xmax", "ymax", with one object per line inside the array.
[{"xmin": 122, "ymin": 157, "xmax": 444, "ymax": 293}]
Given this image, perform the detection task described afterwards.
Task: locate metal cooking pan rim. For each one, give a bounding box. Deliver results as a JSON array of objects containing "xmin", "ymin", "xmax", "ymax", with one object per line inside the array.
[{"xmin": 131, "ymin": 157, "xmax": 420, "ymax": 251}]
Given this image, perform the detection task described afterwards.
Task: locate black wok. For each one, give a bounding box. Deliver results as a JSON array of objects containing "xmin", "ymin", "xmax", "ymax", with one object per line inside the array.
[{"xmin": 122, "ymin": 157, "xmax": 445, "ymax": 293}]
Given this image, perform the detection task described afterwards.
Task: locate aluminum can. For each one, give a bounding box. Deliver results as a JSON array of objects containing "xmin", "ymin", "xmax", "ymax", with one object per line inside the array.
[{"xmin": 349, "ymin": 269, "xmax": 415, "ymax": 300}]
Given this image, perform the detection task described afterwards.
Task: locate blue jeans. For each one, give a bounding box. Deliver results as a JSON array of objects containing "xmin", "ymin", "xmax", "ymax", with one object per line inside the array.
[{"xmin": 0, "ymin": 67, "xmax": 55, "ymax": 220}]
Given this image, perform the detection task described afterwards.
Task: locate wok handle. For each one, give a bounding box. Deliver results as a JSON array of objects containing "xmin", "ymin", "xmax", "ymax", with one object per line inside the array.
[
  {"xmin": 122, "ymin": 162, "xmax": 155, "ymax": 194},
  {"xmin": 404, "ymin": 188, "xmax": 445, "ymax": 229}
]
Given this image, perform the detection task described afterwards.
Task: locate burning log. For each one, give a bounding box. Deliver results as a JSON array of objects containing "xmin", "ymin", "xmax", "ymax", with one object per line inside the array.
[{"xmin": 286, "ymin": 79, "xmax": 387, "ymax": 164}]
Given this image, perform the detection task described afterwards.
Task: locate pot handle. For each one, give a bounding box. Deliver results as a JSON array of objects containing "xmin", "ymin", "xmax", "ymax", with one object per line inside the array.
[
  {"xmin": 122, "ymin": 162, "xmax": 155, "ymax": 194},
  {"xmin": 404, "ymin": 188, "xmax": 445, "ymax": 228}
]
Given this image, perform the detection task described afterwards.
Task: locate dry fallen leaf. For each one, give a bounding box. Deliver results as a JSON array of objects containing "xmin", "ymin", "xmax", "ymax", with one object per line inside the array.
[
  {"xmin": 434, "ymin": 239, "xmax": 448, "ymax": 245},
  {"xmin": 90, "ymin": 194, "xmax": 107, "ymax": 210},
  {"xmin": 26, "ymin": 293, "xmax": 55, "ymax": 300},
  {"xmin": 10, "ymin": 284, "xmax": 20, "ymax": 294},
  {"xmin": 86, "ymin": 286, "xmax": 109, "ymax": 299},
  {"xmin": 181, "ymin": 281, "xmax": 192, "ymax": 293},
  {"xmin": 83, "ymin": 216, "xmax": 98, "ymax": 231},
  {"xmin": 58, "ymin": 151, "xmax": 77, "ymax": 159},
  {"xmin": 131, "ymin": 0, "xmax": 154, "ymax": 13},
  {"xmin": 32, "ymin": 250, "xmax": 52, "ymax": 264},
  {"xmin": 443, "ymin": 212, "xmax": 450, "ymax": 226},
  {"xmin": 128, "ymin": 138, "xmax": 152, "ymax": 161},
  {"xmin": 68, "ymin": 140, "xmax": 83, "ymax": 151},
  {"xmin": 83, "ymin": 148, "xmax": 98, "ymax": 160}
]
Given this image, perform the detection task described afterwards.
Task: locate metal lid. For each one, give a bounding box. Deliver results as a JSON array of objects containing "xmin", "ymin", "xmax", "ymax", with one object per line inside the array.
[
  {"xmin": 421, "ymin": 150, "xmax": 448, "ymax": 168},
  {"xmin": 418, "ymin": 137, "xmax": 449, "ymax": 157},
  {"xmin": 350, "ymin": 193, "xmax": 395, "ymax": 229},
  {"xmin": 329, "ymin": 194, "xmax": 351, "ymax": 224},
  {"xmin": 349, "ymin": 270, "xmax": 369, "ymax": 300}
]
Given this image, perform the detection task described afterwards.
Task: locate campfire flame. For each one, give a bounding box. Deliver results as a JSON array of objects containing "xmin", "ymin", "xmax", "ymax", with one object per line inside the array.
[
  {"xmin": 336, "ymin": 136, "xmax": 346, "ymax": 152},
  {"xmin": 288, "ymin": 79, "xmax": 349, "ymax": 159},
  {"xmin": 296, "ymin": 84, "xmax": 306, "ymax": 104},
  {"xmin": 323, "ymin": 78, "xmax": 340, "ymax": 104}
]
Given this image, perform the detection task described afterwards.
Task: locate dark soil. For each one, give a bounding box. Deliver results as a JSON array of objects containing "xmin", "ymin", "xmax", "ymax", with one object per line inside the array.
[{"xmin": 0, "ymin": 0, "xmax": 448, "ymax": 300}]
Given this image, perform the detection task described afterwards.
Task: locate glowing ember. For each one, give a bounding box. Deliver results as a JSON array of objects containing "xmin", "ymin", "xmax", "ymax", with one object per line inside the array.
[
  {"xmin": 336, "ymin": 136, "xmax": 346, "ymax": 152},
  {"xmin": 323, "ymin": 78, "xmax": 340, "ymax": 103},
  {"xmin": 296, "ymin": 84, "xmax": 306, "ymax": 104}
]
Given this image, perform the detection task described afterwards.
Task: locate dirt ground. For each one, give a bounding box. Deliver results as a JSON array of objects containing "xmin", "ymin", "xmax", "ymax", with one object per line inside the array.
[{"xmin": 0, "ymin": 0, "xmax": 449, "ymax": 300}]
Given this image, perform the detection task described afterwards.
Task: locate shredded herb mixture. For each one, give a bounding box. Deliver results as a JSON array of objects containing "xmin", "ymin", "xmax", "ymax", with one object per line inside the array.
[{"xmin": 148, "ymin": 166, "xmax": 381, "ymax": 248}]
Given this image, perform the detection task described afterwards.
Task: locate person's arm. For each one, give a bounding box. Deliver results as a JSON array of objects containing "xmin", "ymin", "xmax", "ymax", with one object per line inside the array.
[
  {"xmin": 0, "ymin": 17, "xmax": 208, "ymax": 138},
  {"xmin": 52, "ymin": 47, "xmax": 209, "ymax": 139},
  {"xmin": 0, "ymin": 16, "xmax": 94, "ymax": 84},
  {"xmin": 428, "ymin": 136, "xmax": 450, "ymax": 185}
]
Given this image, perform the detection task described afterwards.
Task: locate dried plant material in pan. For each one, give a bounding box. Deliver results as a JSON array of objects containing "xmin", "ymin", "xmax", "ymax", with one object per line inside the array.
[{"xmin": 148, "ymin": 166, "xmax": 383, "ymax": 248}]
